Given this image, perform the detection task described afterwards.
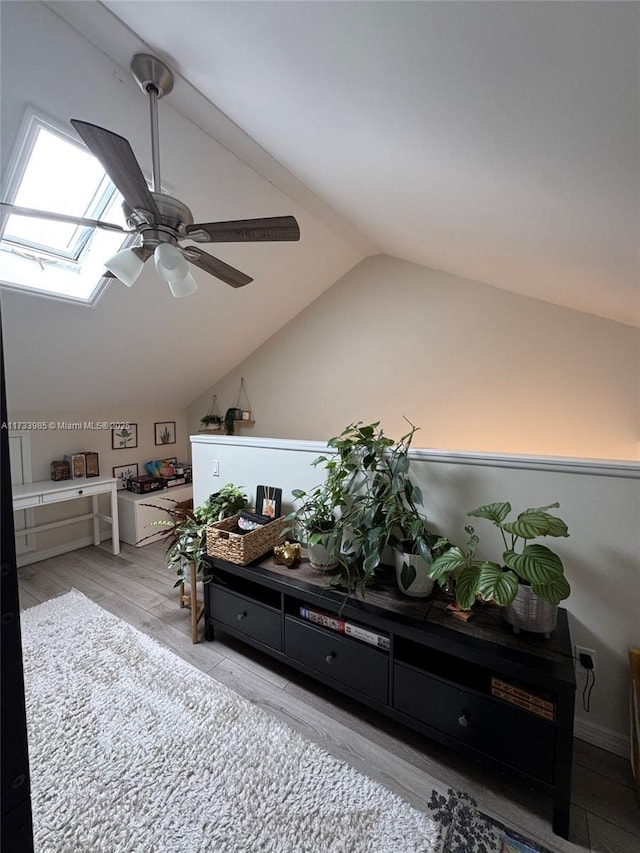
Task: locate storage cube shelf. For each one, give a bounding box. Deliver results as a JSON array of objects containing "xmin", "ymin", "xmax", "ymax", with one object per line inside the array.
[
  {"xmin": 117, "ymin": 484, "xmax": 193, "ymax": 546},
  {"xmin": 203, "ymin": 551, "xmax": 576, "ymax": 840}
]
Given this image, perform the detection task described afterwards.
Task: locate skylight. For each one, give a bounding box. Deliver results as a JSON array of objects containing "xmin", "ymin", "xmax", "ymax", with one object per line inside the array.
[{"xmin": 0, "ymin": 111, "xmax": 131, "ymax": 304}]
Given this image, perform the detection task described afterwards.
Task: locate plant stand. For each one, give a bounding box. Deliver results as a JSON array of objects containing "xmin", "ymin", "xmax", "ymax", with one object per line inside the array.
[
  {"xmin": 178, "ymin": 561, "xmax": 204, "ymax": 644},
  {"xmin": 199, "ymin": 395, "xmax": 223, "ymax": 433},
  {"xmin": 232, "ymin": 377, "xmax": 254, "ymax": 426}
]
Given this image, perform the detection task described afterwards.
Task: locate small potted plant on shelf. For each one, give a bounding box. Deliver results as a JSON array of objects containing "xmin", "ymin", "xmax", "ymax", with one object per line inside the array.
[
  {"xmin": 428, "ymin": 501, "xmax": 570, "ymax": 635},
  {"xmin": 194, "ymin": 483, "xmax": 250, "ymax": 524},
  {"xmin": 386, "ymin": 503, "xmax": 436, "ymax": 598},
  {"xmin": 200, "ymin": 413, "xmax": 222, "ymax": 430},
  {"xmin": 285, "ymin": 485, "xmax": 343, "ymax": 572}
]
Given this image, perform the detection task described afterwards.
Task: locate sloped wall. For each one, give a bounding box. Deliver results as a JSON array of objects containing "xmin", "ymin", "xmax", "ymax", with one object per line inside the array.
[{"xmin": 189, "ymin": 255, "xmax": 639, "ymax": 461}]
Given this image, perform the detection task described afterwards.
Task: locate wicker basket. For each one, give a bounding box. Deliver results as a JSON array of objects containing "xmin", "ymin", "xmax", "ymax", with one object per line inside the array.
[{"xmin": 206, "ymin": 514, "xmax": 286, "ymax": 566}]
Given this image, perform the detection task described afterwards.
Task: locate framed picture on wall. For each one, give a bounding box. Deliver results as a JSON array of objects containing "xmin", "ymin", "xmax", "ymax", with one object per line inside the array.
[
  {"xmin": 154, "ymin": 421, "xmax": 176, "ymax": 446},
  {"xmin": 112, "ymin": 423, "xmax": 138, "ymax": 450},
  {"xmin": 113, "ymin": 463, "xmax": 139, "ymax": 490}
]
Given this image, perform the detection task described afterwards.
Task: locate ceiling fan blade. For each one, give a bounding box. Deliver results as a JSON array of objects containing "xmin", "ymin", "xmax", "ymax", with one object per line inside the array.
[
  {"xmin": 0, "ymin": 202, "xmax": 127, "ymax": 234},
  {"xmin": 182, "ymin": 246, "xmax": 253, "ymax": 288},
  {"xmin": 186, "ymin": 215, "xmax": 300, "ymax": 244},
  {"xmin": 70, "ymin": 119, "xmax": 159, "ymax": 217}
]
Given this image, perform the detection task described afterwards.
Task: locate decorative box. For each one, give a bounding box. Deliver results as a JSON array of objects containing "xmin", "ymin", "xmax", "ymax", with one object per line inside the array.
[
  {"xmin": 80, "ymin": 452, "xmax": 99, "ymax": 478},
  {"xmin": 64, "ymin": 453, "xmax": 86, "ymax": 479},
  {"xmin": 172, "ymin": 462, "xmax": 192, "ymax": 480},
  {"xmin": 127, "ymin": 475, "xmax": 166, "ymax": 494},
  {"xmin": 50, "ymin": 460, "xmax": 71, "ymax": 481},
  {"xmin": 165, "ymin": 476, "xmax": 189, "ymax": 488},
  {"xmin": 206, "ymin": 514, "xmax": 286, "ymax": 566}
]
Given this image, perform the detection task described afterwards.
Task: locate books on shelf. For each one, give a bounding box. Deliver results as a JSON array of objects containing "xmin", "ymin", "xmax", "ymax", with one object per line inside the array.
[
  {"xmin": 490, "ymin": 676, "xmax": 556, "ymax": 721},
  {"xmin": 299, "ymin": 606, "xmax": 390, "ymax": 651}
]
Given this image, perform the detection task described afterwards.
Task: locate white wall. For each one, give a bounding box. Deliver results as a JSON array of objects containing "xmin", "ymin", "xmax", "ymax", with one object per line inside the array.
[
  {"xmin": 188, "ymin": 255, "xmax": 639, "ymax": 461},
  {"xmin": 192, "ymin": 433, "xmax": 640, "ymax": 757}
]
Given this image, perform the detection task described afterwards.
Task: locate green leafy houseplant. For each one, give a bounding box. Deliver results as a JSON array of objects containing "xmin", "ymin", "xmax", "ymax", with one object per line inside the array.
[
  {"xmin": 428, "ymin": 502, "xmax": 570, "ymax": 610},
  {"xmin": 138, "ymin": 501, "xmax": 208, "ymax": 588},
  {"xmin": 224, "ymin": 408, "xmax": 243, "ymax": 435},
  {"xmin": 139, "ymin": 483, "xmax": 250, "ymax": 587},
  {"xmin": 314, "ymin": 420, "xmax": 435, "ymax": 592},
  {"xmin": 200, "ymin": 413, "xmax": 222, "ymax": 428},
  {"xmin": 194, "ymin": 483, "xmax": 250, "ymax": 524}
]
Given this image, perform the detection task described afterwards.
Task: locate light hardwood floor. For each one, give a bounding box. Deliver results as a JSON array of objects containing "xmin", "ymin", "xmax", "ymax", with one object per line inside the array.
[{"xmin": 17, "ymin": 542, "xmax": 640, "ymax": 853}]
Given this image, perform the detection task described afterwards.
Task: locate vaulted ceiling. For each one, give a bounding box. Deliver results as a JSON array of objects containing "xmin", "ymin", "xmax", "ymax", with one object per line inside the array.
[
  {"xmin": 1, "ymin": 1, "xmax": 638, "ymax": 412},
  {"xmin": 96, "ymin": 0, "xmax": 639, "ymax": 327}
]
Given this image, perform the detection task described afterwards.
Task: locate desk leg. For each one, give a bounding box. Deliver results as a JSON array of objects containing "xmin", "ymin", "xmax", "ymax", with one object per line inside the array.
[
  {"xmin": 92, "ymin": 495, "xmax": 100, "ymax": 546},
  {"xmin": 110, "ymin": 485, "xmax": 120, "ymax": 555}
]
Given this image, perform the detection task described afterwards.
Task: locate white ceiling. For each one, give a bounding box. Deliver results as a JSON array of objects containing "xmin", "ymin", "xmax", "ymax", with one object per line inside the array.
[
  {"xmin": 96, "ymin": 1, "xmax": 637, "ymax": 327},
  {"xmin": 1, "ymin": 1, "xmax": 638, "ymax": 414}
]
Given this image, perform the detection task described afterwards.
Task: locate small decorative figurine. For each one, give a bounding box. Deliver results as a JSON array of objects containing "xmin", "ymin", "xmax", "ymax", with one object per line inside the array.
[{"xmin": 273, "ymin": 541, "xmax": 302, "ymax": 567}]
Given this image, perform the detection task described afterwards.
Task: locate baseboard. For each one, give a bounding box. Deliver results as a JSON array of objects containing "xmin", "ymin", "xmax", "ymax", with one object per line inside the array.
[
  {"xmin": 574, "ymin": 717, "xmax": 630, "ymax": 758},
  {"xmin": 16, "ymin": 534, "xmax": 112, "ymax": 567}
]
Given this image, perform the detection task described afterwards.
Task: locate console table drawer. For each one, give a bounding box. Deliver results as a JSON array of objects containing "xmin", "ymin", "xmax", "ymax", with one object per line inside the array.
[
  {"xmin": 41, "ymin": 482, "xmax": 106, "ymax": 503},
  {"xmin": 285, "ymin": 616, "xmax": 388, "ymax": 704},
  {"xmin": 211, "ymin": 587, "xmax": 281, "ymax": 651},
  {"xmin": 394, "ymin": 662, "xmax": 554, "ymax": 783}
]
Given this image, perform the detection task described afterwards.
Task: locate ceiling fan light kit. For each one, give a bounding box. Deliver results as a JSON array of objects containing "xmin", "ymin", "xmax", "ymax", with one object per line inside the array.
[
  {"xmin": 0, "ymin": 53, "xmax": 300, "ymax": 298},
  {"xmin": 168, "ymin": 271, "xmax": 198, "ymax": 299},
  {"xmin": 154, "ymin": 242, "xmax": 187, "ymax": 281},
  {"xmin": 104, "ymin": 247, "xmax": 145, "ymax": 287}
]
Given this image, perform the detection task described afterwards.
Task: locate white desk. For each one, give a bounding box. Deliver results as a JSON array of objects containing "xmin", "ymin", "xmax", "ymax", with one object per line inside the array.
[{"xmin": 12, "ymin": 476, "xmax": 120, "ymax": 555}]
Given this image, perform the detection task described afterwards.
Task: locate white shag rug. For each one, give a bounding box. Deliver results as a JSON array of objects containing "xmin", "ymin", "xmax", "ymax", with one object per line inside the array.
[{"xmin": 21, "ymin": 591, "xmax": 445, "ymax": 853}]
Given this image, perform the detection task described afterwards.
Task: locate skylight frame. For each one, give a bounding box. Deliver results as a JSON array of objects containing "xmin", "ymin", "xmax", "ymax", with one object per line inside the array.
[{"xmin": 0, "ymin": 106, "xmax": 132, "ymax": 306}]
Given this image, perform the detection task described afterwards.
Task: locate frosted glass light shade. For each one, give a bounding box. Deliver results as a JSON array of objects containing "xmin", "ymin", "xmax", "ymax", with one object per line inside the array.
[
  {"xmin": 154, "ymin": 242, "xmax": 188, "ymax": 282},
  {"xmin": 168, "ymin": 271, "xmax": 198, "ymax": 298},
  {"xmin": 104, "ymin": 248, "xmax": 144, "ymax": 287}
]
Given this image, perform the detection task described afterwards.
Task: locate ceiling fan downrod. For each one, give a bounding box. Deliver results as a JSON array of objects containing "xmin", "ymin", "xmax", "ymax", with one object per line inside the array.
[{"xmin": 130, "ymin": 53, "xmax": 174, "ymax": 194}]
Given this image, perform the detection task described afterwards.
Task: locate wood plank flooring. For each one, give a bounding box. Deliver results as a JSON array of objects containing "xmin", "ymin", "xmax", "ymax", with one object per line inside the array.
[{"xmin": 18, "ymin": 542, "xmax": 640, "ymax": 853}]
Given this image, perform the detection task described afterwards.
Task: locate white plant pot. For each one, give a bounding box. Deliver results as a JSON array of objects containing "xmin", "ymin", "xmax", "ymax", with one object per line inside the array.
[
  {"xmin": 307, "ymin": 540, "xmax": 339, "ymax": 572},
  {"xmin": 503, "ymin": 584, "xmax": 558, "ymax": 637},
  {"xmin": 395, "ymin": 550, "xmax": 434, "ymax": 598}
]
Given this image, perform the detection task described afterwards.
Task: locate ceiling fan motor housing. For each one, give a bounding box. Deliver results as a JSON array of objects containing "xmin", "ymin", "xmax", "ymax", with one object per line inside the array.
[{"xmin": 123, "ymin": 192, "xmax": 194, "ymax": 245}]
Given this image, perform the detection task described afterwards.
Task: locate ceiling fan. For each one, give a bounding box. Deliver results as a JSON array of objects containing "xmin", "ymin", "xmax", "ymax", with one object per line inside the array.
[{"xmin": 0, "ymin": 54, "xmax": 300, "ymax": 297}]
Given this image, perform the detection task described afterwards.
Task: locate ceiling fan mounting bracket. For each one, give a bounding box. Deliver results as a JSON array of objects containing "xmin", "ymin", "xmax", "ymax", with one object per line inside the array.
[{"xmin": 130, "ymin": 53, "xmax": 174, "ymax": 99}]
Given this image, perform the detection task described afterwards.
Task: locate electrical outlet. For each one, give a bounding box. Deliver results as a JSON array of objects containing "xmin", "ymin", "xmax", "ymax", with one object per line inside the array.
[
  {"xmin": 575, "ymin": 645, "xmax": 597, "ymax": 676},
  {"xmin": 212, "ymin": 460, "xmax": 220, "ymax": 477}
]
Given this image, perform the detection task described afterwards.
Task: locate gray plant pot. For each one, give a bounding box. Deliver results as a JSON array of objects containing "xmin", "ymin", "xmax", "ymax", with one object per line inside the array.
[{"xmin": 503, "ymin": 584, "xmax": 558, "ymax": 637}]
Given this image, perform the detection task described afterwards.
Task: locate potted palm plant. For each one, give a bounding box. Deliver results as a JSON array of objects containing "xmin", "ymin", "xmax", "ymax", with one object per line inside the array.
[{"xmin": 428, "ymin": 501, "xmax": 570, "ymax": 635}]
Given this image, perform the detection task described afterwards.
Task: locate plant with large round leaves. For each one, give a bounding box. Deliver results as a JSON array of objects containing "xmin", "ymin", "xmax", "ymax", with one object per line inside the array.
[{"xmin": 428, "ymin": 501, "xmax": 570, "ymax": 610}]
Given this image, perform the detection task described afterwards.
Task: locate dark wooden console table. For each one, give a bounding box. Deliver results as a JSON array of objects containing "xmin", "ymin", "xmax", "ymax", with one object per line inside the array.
[{"xmin": 203, "ymin": 553, "xmax": 576, "ymax": 838}]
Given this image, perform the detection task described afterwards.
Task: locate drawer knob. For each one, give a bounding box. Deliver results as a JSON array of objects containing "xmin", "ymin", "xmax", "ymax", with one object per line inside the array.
[
  {"xmin": 78, "ymin": 490, "xmax": 84, "ymax": 495},
  {"xmin": 325, "ymin": 652, "xmax": 336, "ymax": 664},
  {"xmin": 237, "ymin": 611, "xmax": 248, "ymax": 621},
  {"xmin": 458, "ymin": 711, "xmax": 470, "ymax": 728}
]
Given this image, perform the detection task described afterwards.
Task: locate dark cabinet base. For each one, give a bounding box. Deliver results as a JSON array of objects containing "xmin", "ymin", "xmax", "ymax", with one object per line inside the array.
[{"xmin": 203, "ymin": 554, "xmax": 576, "ymax": 839}]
